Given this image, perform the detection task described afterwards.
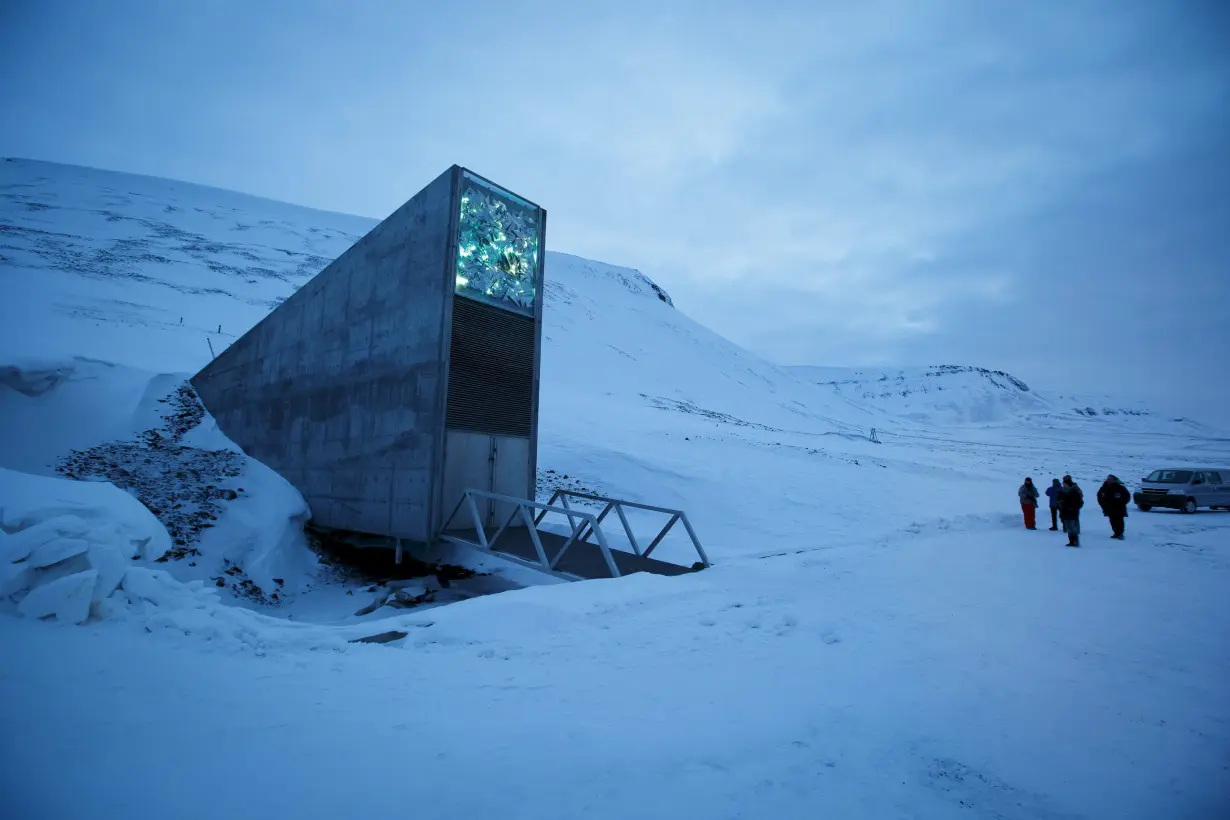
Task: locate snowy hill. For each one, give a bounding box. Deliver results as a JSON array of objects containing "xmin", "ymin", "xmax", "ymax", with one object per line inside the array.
[
  {"xmin": 788, "ymin": 363, "xmax": 1217, "ymax": 432},
  {"xmin": 0, "ymin": 157, "xmax": 373, "ymax": 372},
  {"xmin": 2, "ymin": 158, "xmax": 1229, "ymax": 820}
]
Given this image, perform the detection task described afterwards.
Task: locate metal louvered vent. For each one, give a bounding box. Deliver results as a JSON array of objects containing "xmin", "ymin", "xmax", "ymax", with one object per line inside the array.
[{"xmin": 446, "ymin": 295, "xmax": 535, "ymax": 436}]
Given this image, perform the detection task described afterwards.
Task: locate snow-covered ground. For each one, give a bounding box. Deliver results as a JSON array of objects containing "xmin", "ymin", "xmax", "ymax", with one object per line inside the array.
[{"xmin": 2, "ymin": 158, "xmax": 1229, "ymax": 819}]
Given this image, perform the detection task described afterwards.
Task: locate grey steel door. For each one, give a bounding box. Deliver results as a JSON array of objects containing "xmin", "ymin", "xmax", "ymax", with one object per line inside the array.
[
  {"xmin": 441, "ymin": 431, "xmax": 533, "ymax": 531},
  {"xmin": 441, "ymin": 429, "xmax": 493, "ymax": 530},
  {"xmin": 491, "ymin": 435, "xmax": 531, "ymax": 526}
]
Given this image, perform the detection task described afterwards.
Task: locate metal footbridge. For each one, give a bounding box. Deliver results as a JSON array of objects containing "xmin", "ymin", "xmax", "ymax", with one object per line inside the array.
[{"xmin": 438, "ymin": 489, "xmax": 710, "ymax": 581}]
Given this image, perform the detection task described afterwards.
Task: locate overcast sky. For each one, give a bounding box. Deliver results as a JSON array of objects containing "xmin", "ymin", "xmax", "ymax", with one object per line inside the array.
[{"xmin": 2, "ymin": 0, "xmax": 1228, "ymax": 419}]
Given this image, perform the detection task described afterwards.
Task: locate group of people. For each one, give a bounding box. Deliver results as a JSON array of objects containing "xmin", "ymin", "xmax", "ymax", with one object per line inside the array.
[{"xmin": 1017, "ymin": 475, "xmax": 1131, "ymax": 547}]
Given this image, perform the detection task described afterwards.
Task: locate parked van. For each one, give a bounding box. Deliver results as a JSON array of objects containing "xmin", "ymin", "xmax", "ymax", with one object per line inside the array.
[{"xmin": 1134, "ymin": 469, "xmax": 1230, "ymax": 513}]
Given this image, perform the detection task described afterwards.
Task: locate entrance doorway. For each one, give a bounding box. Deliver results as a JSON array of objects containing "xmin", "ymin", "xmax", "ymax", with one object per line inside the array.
[{"xmin": 440, "ymin": 429, "xmax": 531, "ymax": 530}]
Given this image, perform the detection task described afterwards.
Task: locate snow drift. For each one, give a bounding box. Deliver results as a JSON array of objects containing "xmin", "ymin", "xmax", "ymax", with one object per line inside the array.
[
  {"xmin": 0, "ymin": 353, "xmax": 321, "ymax": 604},
  {"xmin": 0, "ymin": 467, "xmax": 208, "ymax": 624}
]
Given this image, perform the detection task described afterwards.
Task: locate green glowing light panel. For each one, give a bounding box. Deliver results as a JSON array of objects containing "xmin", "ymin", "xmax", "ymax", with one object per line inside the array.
[{"xmin": 454, "ymin": 171, "xmax": 542, "ymax": 315}]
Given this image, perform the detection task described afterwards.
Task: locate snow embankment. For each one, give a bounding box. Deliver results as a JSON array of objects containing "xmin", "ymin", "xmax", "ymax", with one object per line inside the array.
[
  {"xmin": 0, "ymin": 472, "xmax": 442, "ymax": 649},
  {"xmin": 1, "ymin": 355, "xmax": 321, "ymax": 601},
  {"xmin": 0, "ymin": 468, "xmax": 429, "ymax": 650},
  {"xmin": 0, "ymin": 468, "xmax": 216, "ymax": 624},
  {"xmin": 179, "ymin": 413, "xmax": 319, "ymax": 597}
]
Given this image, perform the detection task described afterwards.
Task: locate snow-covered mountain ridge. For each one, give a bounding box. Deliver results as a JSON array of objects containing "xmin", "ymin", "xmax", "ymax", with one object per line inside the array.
[{"xmin": 788, "ymin": 363, "xmax": 1213, "ymax": 431}]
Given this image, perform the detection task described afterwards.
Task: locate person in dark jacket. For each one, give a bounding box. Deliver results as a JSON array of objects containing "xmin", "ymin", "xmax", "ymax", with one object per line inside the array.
[
  {"xmin": 1097, "ymin": 474, "xmax": 1131, "ymax": 540},
  {"xmin": 1058, "ymin": 474, "xmax": 1084, "ymax": 547},
  {"xmin": 1018, "ymin": 477, "xmax": 1040, "ymax": 529},
  {"xmin": 1044, "ymin": 478, "xmax": 1062, "ymax": 530}
]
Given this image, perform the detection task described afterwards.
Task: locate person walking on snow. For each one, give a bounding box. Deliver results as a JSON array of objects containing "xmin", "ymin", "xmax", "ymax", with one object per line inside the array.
[
  {"xmin": 1018, "ymin": 477, "xmax": 1041, "ymax": 530},
  {"xmin": 1058, "ymin": 475, "xmax": 1084, "ymax": 547},
  {"xmin": 1097, "ymin": 474, "xmax": 1131, "ymax": 540},
  {"xmin": 1045, "ymin": 478, "xmax": 1062, "ymax": 530}
]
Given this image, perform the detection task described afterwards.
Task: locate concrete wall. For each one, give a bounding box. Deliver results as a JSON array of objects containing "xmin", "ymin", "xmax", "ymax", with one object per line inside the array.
[{"xmin": 192, "ymin": 166, "xmax": 459, "ymax": 543}]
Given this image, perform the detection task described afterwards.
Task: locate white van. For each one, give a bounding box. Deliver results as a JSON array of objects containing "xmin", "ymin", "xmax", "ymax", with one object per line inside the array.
[{"xmin": 1133, "ymin": 469, "xmax": 1230, "ymax": 513}]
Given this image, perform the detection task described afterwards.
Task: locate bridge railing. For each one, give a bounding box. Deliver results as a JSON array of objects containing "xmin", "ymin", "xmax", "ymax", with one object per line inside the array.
[
  {"xmin": 537, "ymin": 489, "xmax": 710, "ymax": 568},
  {"xmin": 440, "ymin": 488, "xmax": 710, "ymax": 579},
  {"xmin": 441, "ymin": 489, "xmax": 623, "ymax": 578}
]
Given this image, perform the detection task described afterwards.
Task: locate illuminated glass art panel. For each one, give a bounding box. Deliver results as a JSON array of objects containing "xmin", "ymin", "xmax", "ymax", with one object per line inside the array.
[{"xmin": 455, "ymin": 172, "xmax": 541, "ymax": 315}]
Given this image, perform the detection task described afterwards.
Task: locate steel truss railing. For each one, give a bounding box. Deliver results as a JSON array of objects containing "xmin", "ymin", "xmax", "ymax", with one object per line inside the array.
[
  {"xmin": 537, "ymin": 489, "xmax": 710, "ymax": 568},
  {"xmin": 439, "ymin": 488, "xmax": 709, "ymax": 580}
]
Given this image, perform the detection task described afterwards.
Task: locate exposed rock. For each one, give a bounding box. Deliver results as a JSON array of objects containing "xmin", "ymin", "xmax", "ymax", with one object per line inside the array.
[
  {"xmin": 55, "ymin": 383, "xmax": 243, "ymax": 560},
  {"xmin": 349, "ymin": 630, "xmax": 408, "ymax": 645}
]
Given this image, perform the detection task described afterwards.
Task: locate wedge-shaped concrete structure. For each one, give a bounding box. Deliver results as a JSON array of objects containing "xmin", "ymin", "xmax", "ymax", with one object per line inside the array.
[{"xmin": 191, "ymin": 166, "xmax": 546, "ymax": 544}]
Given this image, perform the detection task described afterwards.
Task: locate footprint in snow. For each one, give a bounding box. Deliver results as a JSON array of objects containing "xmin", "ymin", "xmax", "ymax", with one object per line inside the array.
[{"xmin": 774, "ymin": 615, "xmax": 798, "ymax": 636}]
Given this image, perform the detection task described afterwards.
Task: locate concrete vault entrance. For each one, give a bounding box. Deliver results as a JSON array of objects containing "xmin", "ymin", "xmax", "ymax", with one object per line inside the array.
[{"xmin": 190, "ymin": 165, "xmax": 708, "ymax": 581}]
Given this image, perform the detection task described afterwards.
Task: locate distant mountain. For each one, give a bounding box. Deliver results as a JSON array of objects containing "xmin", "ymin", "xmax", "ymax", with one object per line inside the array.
[{"xmin": 787, "ymin": 364, "xmax": 1220, "ymax": 433}]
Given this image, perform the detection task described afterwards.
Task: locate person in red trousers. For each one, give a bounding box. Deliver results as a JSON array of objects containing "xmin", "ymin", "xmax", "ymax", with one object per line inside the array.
[{"xmin": 1018, "ymin": 477, "xmax": 1040, "ymax": 529}]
